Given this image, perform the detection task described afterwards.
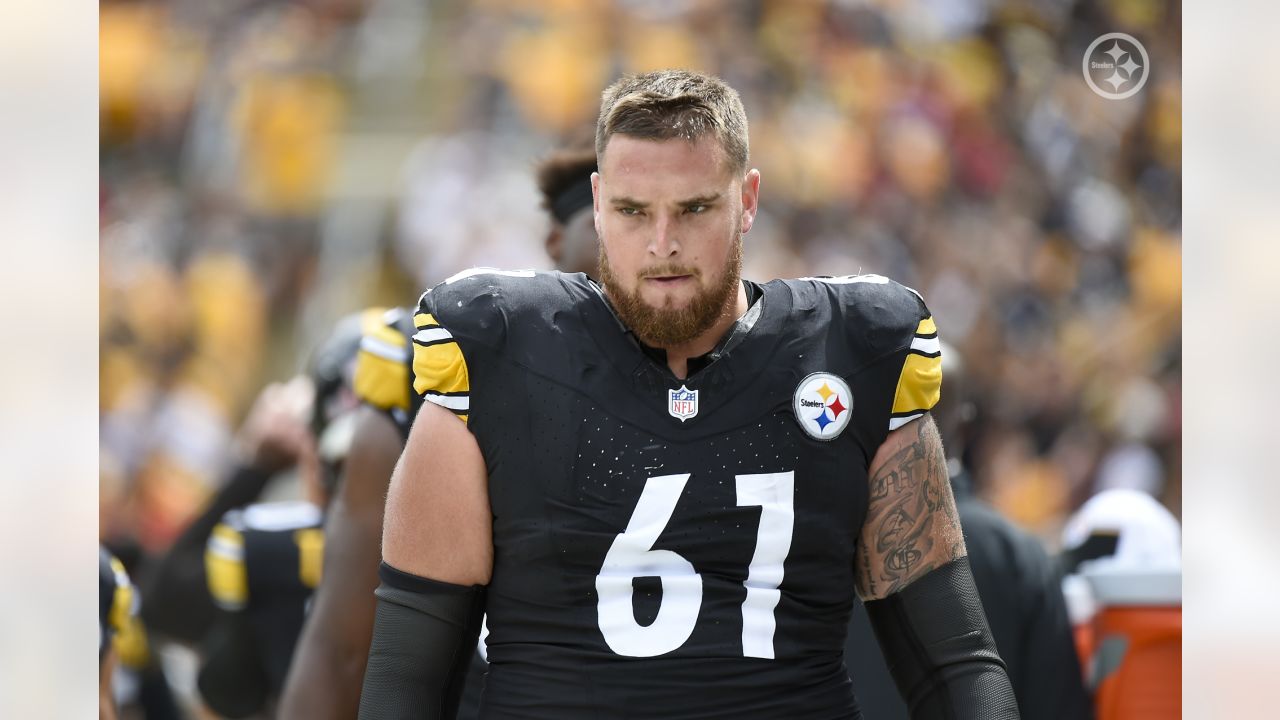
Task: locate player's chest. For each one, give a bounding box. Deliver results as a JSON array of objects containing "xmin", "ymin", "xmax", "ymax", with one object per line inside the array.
[{"xmin": 484, "ymin": 391, "xmax": 868, "ymax": 565}]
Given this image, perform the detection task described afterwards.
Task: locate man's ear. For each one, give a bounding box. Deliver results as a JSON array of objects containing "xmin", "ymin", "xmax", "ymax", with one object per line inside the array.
[
  {"xmin": 591, "ymin": 171, "xmax": 603, "ymax": 237},
  {"xmin": 740, "ymin": 169, "xmax": 761, "ymax": 234}
]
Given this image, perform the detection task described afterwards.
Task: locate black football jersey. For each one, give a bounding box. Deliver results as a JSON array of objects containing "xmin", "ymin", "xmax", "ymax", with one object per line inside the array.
[
  {"xmin": 205, "ymin": 501, "xmax": 325, "ymax": 693},
  {"xmin": 412, "ymin": 270, "xmax": 941, "ymax": 719}
]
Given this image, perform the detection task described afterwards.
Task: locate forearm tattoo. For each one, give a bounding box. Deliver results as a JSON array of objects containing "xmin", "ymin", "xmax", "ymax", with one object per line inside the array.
[{"xmin": 856, "ymin": 416, "xmax": 965, "ymax": 600}]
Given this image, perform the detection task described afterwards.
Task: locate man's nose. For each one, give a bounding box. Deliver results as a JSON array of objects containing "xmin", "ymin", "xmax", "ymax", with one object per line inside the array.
[{"xmin": 648, "ymin": 214, "xmax": 679, "ymax": 258}]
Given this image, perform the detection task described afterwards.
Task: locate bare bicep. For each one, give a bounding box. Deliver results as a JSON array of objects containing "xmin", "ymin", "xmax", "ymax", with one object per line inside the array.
[
  {"xmin": 382, "ymin": 400, "xmax": 492, "ymax": 585},
  {"xmin": 855, "ymin": 414, "xmax": 965, "ymax": 601}
]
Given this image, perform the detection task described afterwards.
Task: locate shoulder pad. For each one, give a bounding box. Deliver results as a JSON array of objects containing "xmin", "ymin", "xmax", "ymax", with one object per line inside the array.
[
  {"xmin": 417, "ymin": 267, "xmax": 557, "ymax": 346},
  {"xmin": 412, "ymin": 268, "xmax": 570, "ymax": 423},
  {"xmin": 795, "ymin": 274, "xmax": 941, "ymax": 431},
  {"xmin": 354, "ymin": 306, "xmax": 413, "ymax": 414},
  {"xmin": 796, "ymin": 274, "xmax": 929, "ymax": 358}
]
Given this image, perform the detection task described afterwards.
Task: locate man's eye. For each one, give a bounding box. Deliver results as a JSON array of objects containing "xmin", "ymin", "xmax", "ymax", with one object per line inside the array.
[
  {"xmin": 618, "ymin": 207, "xmax": 642, "ymax": 216},
  {"xmin": 686, "ymin": 205, "xmax": 707, "ymax": 214}
]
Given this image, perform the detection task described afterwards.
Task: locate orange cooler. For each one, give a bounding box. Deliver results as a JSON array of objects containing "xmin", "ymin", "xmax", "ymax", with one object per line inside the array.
[{"xmin": 1086, "ymin": 569, "xmax": 1181, "ymax": 720}]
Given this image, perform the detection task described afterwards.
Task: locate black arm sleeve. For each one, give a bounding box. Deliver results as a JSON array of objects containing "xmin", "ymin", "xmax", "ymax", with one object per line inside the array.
[
  {"xmin": 865, "ymin": 557, "xmax": 1021, "ymax": 719},
  {"xmin": 140, "ymin": 464, "xmax": 272, "ymax": 644},
  {"xmin": 358, "ymin": 563, "xmax": 486, "ymax": 720}
]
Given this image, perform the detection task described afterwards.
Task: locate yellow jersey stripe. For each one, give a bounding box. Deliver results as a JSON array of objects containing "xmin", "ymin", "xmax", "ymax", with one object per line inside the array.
[
  {"xmin": 108, "ymin": 557, "xmax": 134, "ymax": 633},
  {"xmin": 414, "ymin": 312, "xmax": 440, "ymax": 330},
  {"xmin": 915, "ymin": 316, "xmax": 937, "ymax": 337},
  {"xmin": 891, "ymin": 352, "xmax": 942, "ymax": 417},
  {"xmin": 354, "ymin": 307, "xmax": 412, "ymax": 411},
  {"xmin": 355, "ymin": 348, "xmax": 411, "ymax": 411},
  {"xmin": 295, "ymin": 528, "xmax": 325, "ymax": 589},
  {"xmin": 205, "ymin": 524, "xmax": 248, "ymax": 609},
  {"xmin": 413, "ymin": 335, "xmax": 471, "ymax": 423},
  {"xmin": 115, "ymin": 614, "xmax": 151, "ymax": 670}
]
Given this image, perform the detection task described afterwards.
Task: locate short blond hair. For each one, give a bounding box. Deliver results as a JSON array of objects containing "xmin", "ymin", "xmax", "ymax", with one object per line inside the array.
[{"xmin": 595, "ymin": 69, "xmax": 749, "ymax": 174}]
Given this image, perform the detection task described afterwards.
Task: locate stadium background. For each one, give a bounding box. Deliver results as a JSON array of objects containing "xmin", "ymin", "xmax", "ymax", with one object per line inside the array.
[{"xmin": 98, "ymin": 0, "xmax": 1180, "ymax": 712}]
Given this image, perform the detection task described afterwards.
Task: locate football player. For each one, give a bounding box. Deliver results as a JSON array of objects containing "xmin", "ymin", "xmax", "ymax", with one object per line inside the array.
[
  {"xmin": 537, "ymin": 129, "xmax": 599, "ymax": 276},
  {"xmin": 279, "ymin": 137, "xmax": 600, "ymax": 719},
  {"xmin": 141, "ymin": 374, "xmax": 330, "ymax": 649},
  {"xmin": 100, "ymin": 547, "xmax": 133, "ymax": 720},
  {"xmin": 361, "ymin": 70, "xmax": 1019, "ymax": 718},
  {"xmin": 195, "ymin": 311, "xmax": 370, "ymax": 718},
  {"xmin": 277, "ymin": 304, "xmax": 428, "ymax": 720},
  {"xmin": 100, "ymin": 545, "xmax": 180, "ymax": 720}
]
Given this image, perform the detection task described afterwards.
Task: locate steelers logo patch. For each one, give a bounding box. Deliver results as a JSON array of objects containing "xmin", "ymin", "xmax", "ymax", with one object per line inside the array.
[{"xmin": 792, "ymin": 372, "xmax": 854, "ymax": 441}]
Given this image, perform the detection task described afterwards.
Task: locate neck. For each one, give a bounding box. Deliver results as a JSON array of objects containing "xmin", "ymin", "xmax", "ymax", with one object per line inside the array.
[{"xmin": 663, "ymin": 282, "xmax": 749, "ymax": 379}]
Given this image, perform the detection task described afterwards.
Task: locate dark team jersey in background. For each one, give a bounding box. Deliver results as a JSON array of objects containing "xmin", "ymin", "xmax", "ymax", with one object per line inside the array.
[
  {"xmin": 204, "ymin": 501, "xmax": 324, "ymax": 700},
  {"xmin": 100, "ymin": 546, "xmax": 135, "ymax": 665},
  {"xmin": 412, "ymin": 270, "xmax": 940, "ymax": 720}
]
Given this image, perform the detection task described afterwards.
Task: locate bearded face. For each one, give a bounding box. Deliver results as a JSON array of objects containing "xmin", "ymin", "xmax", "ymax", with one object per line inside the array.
[
  {"xmin": 591, "ymin": 133, "xmax": 758, "ymax": 350},
  {"xmin": 598, "ymin": 234, "xmax": 742, "ymax": 348}
]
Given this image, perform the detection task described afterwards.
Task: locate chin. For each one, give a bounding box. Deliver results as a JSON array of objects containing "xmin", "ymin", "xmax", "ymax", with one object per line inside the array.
[{"xmin": 642, "ymin": 291, "xmax": 691, "ymax": 312}]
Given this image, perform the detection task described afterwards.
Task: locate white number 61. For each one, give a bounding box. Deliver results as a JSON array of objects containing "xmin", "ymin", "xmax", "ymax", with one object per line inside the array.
[{"xmin": 595, "ymin": 471, "xmax": 795, "ymax": 659}]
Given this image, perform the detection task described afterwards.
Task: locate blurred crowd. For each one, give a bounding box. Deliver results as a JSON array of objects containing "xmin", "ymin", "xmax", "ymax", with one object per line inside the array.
[{"xmin": 100, "ymin": 0, "xmax": 1179, "ymax": 609}]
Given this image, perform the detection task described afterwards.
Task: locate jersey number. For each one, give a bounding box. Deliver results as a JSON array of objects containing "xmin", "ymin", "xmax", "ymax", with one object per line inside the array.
[{"xmin": 595, "ymin": 471, "xmax": 795, "ymax": 659}]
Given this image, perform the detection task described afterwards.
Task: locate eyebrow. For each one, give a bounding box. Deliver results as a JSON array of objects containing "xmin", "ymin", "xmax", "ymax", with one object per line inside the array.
[
  {"xmin": 610, "ymin": 196, "xmax": 649, "ymax": 209},
  {"xmin": 609, "ymin": 193, "xmax": 722, "ymax": 208},
  {"xmin": 678, "ymin": 193, "xmax": 721, "ymax": 207}
]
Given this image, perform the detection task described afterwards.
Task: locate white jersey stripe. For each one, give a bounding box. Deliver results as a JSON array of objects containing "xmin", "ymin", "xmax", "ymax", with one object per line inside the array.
[
  {"xmin": 888, "ymin": 413, "xmax": 924, "ymax": 432},
  {"xmin": 360, "ymin": 335, "xmax": 410, "ymax": 362},
  {"xmin": 413, "ymin": 327, "xmax": 453, "ymax": 345},
  {"xmin": 208, "ymin": 534, "xmax": 244, "ymax": 562},
  {"xmin": 425, "ymin": 393, "xmax": 469, "ymax": 412},
  {"xmin": 909, "ymin": 336, "xmax": 941, "ymax": 355}
]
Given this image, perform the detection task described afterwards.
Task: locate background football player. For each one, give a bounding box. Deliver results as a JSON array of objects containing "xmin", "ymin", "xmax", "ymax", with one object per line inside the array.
[
  {"xmin": 279, "ymin": 137, "xmax": 599, "ymax": 719},
  {"xmin": 100, "ymin": 547, "xmax": 133, "ymax": 720},
  {"xmin": 193, "ymin": 310, "xmax": 373, "ymax": 718}
]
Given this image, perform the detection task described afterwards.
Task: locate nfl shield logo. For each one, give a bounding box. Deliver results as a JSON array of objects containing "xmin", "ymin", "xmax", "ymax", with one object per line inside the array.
[{"xmin": 668, "ymin": 385, "xmax": 699, "ymax": 422}]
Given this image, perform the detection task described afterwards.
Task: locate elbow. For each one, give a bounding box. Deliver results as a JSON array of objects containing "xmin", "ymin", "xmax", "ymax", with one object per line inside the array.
[{"xmin": 865, "ymin": 559, "xmax": 1021, "ymax": 719}]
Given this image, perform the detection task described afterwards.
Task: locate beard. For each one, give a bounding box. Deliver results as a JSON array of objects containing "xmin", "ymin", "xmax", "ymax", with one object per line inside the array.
[{"xmin": 599, "ymin": 232, "xmax": 743, "ymax": 349}]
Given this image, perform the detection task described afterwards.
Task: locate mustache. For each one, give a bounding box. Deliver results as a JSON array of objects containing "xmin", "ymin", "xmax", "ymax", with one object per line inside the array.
[{"xmin": 638, "ymin": 265, "xmax": 701, "ymax": 279}]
